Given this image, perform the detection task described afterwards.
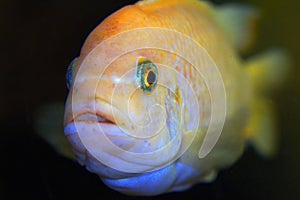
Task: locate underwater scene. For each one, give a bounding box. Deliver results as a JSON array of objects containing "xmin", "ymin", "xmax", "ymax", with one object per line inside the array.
[{"xmin": 2, "ymin": 0, "xmax": 300, "ymax": 199}]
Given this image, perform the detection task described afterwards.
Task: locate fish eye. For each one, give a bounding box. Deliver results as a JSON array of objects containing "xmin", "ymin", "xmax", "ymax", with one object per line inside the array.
[
  {"xmin": 136, "ymin": 58, "xmax": 158, "ymax": 94},
  {"xmin": 66, "ymin": 58, "xmax": 77, "ymax": 90}
]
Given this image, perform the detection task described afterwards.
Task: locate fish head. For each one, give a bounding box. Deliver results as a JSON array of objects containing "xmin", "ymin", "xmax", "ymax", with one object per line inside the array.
[{"xmin": 63, "ymin": 28, "xmax": 203, "ymax": 173}]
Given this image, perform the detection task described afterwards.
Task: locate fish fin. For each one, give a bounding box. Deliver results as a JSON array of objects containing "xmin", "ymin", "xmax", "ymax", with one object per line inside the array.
[
  {"xmin": 214, "ymin": 3, "xmax": 259, "ymax": 53},
  {"xmin": 34, "ymin": 102, "xmax": 75, "ymax": 160},
  {"xmin": 245, "ymin": 99, "xmax": 278, "ymax": 157},
  {"xmin": 202, "ymin": 170, "xmax": 217, "ymax": 183},
  {"xmin": 245, "ymin": 48, "xmax": 291, "ymax": 95},
  {"xmin": 244, "ymin": 49, "xmax": 291, "ymax": 157}
]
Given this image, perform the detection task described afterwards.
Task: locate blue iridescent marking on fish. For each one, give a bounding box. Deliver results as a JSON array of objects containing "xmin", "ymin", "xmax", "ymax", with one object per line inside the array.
[
  {"xmin": 102, "ymin": 163, "xmax": 177, "ymax": 195},
  {"xmin": 64, "ymin": 123, "xmax": 78, "ymax": 136},
  {"xmin": 66, "ymin": 58, "xmax": 77, "ymax": 89}
]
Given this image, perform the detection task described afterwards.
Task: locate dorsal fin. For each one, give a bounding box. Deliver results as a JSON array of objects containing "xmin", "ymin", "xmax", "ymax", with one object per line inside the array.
[{"xmin": 214, "ymin": 3, "xmax": 260, "ymax": 53}]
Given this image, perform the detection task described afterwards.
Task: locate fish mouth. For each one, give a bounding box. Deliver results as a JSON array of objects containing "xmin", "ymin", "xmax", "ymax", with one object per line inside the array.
[
  {"xmin": 63, "ymin": 111, "xmax": 116, "ymax": 136},
  {"xmin": 63, "ymin": 99, "xmax": 126, "ymax": 137},
  {"xmin": 68, "ymin": 97, "xmax": 119, "ymax": 126},
  {"xmin": 63, "ymin": 101, "xmax": 183, "ymax": 173},
  {"xmin": 73, "ymin": 112, "xmax": 116, "ymax": 125}
]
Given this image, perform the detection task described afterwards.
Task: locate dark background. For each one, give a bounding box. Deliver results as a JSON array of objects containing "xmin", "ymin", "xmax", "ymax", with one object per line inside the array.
[{"xmin": 1, "ymin": 0, "xmax": 300, "ymax": 199}]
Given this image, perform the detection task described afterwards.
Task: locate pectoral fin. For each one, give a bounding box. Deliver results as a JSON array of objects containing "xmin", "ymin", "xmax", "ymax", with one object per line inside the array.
[
  {"xmin": 245, "ymin": 99, "xmax": 278, "ymax": 157},
  {"xmin": 245, "ymin": 49, "xmax": 291, "ymax": 95},
  {"xmin": 202, "ymin": 170, "xmax": 217, "ymax": 182},
  {"xmin": 34, "ymin": 102, "xmax": 75, "ymax": 160},
  {"xmin": 244, "ymin": 49, "xmax": 291, "ymax": 157}
]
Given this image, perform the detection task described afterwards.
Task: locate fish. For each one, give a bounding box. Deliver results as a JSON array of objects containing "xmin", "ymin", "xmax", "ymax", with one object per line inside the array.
[{"xmin": 36, "ymin": 0, "xmax": 290, "ymax": 196}]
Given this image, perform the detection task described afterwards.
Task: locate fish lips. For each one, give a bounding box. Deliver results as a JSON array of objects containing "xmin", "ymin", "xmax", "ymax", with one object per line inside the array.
[{"xmin": 64, "ymin": 111, "xmax": 120, "ymax": 136}]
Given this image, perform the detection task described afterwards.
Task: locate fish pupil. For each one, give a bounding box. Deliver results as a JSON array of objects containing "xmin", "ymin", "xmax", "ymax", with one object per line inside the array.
[{"xmin": 147, "ymin": 71, "xmax": 156, "ymax": 85}]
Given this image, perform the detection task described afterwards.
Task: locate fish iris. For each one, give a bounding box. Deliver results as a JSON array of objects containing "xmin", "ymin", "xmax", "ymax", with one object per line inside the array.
[{"xmin": 136, "ymin": 59, "xmax": 158, "ymax": 94}]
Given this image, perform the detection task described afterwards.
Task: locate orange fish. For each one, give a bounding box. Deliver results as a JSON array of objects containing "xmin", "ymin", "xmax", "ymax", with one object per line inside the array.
[{"xmin": 37, "ymin": 0, "xmax": 289, "ymax": 196}]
